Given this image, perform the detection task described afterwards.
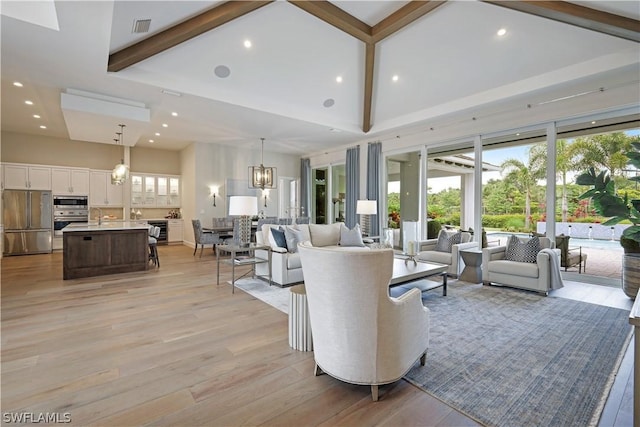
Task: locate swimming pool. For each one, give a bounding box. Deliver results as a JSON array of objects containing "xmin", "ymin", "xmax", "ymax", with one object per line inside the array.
[{"xmin": 486, "ymin": 232, "xmax": 624, "ymax": 251}]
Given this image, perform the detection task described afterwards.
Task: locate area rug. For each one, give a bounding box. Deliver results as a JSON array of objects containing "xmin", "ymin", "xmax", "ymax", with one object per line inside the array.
[
  {"xmin": 405, "ymin": 282, "xmax": 632, "ymax": 427},
  {"xmin": 234, "ymin": 278, "xmax": 290, "ymax": 314}
]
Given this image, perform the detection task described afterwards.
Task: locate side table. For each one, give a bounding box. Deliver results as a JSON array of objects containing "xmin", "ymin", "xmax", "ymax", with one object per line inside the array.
[
  {"xmin": 459, "ymin": 249, "xmax": 483, "ymax": 283},
  {"xmin": 216, "ymin": 243, "xmax": 271, "ymax": 293},
  {"xmin": 289, "ymin": 284, "xmax": 313, "ymax": 351}
]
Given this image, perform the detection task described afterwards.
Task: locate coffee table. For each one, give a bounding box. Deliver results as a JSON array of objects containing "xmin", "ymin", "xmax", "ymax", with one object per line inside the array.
[{"xmin": 390, "ymin": 258, "xmax": 449, "ymax": 296}]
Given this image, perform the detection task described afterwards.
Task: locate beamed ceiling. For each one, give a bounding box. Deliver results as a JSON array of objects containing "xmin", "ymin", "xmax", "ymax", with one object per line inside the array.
[{"xmin": 1, "ymin": 1, "xmax": 639, "ymax": 155}]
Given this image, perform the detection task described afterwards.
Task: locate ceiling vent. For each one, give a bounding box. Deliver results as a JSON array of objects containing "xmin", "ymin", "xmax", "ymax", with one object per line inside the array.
[{"xmin": 132, "ymin": 19, "xmax": 151, "ymax": 33}]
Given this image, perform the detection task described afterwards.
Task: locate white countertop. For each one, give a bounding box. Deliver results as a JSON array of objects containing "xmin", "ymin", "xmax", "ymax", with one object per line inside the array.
[{"xmin": 62, "ymin": 221, "xmax": 151, "ymax": 232}]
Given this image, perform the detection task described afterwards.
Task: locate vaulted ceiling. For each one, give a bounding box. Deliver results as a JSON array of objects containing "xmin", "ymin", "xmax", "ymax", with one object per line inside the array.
[{"xmin": 1, "ymin": 1, "xmax": 639, "ymax": 155}]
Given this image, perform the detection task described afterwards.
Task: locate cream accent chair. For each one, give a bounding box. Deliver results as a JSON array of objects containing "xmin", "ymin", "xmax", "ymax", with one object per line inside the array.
[
  {"xmin": 298, "ymin": 241, "xmax": 429, "ymax": 401},
  {"xmin": 482, "ymin": 236, "xmax": 559, "ymax": 295},
  {"xmin": 417, "ymin": 230, "xmax": 475, "ymax": 277}
]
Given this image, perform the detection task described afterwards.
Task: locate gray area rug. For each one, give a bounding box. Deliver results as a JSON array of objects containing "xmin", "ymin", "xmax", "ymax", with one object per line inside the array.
[{"xmin": 404, "ymin": 282, "xmax": 632, "ymax": 427}]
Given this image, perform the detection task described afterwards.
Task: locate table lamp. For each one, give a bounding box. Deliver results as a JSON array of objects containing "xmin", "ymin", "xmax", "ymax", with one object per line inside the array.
[
  {"xmin": 356, "ymin": 199, "xmax": 377, "ymax": 236},
  {"xmin": 229, "ymin": 196, "xmax": 258, "ymax": 246}
]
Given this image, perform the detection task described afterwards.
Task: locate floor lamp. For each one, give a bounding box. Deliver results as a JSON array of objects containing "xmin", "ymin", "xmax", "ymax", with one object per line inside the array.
[
  {"xmin": 229, "ymin": 196, "xmax": 258, "ymax": 246},
  {"xmin": 356, "ymin": 200, "xmax": 377, "ymax": 237}
]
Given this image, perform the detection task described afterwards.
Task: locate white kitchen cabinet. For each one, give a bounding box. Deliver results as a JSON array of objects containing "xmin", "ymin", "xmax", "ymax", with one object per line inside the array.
[
  {"xmin": 89, "ymin": 170, "xmax": 123, "ymax": 206},
  {"xmin": 168, "ymin": 219, "xmax": 183, "ymax": 243},
  {"xmin": 3, "ymin": 163, "xmax": 51, "ymax": 190},
  {"xmin": 131, "ymin": 174, "xmax": 180, "ymax": 208},
  {"xmin": 156, "ymin": 176, "xmax": 181, "ymax": 207},
  {"xmin": 52, "ymin": 168, "xmax": 90, "ymax": 195}
]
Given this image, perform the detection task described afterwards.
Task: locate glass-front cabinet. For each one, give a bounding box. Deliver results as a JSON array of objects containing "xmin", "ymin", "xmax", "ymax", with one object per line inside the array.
[
  {"xmin": 131, "ymin": 173, "xmax": 180, "ymax": 208},
  {"xmin": 131, "ymin": 175, "xmax": 144, "ymax": 207},
  {"xmin": 144, "ymin": 176, "xmax": 156, "ymax": 206},
  {"xmin": 168, "ymin": 177, "xmax": 180, "ymax": 206}
]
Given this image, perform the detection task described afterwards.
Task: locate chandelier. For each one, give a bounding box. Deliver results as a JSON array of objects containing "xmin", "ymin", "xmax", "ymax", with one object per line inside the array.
[
  {"xmin": 249, "ymin": 138, "xmax": 276, "ymax": 189},
  {"xmin": 111, "ymin": 123, "xmax": 129, "ymax": 185}
]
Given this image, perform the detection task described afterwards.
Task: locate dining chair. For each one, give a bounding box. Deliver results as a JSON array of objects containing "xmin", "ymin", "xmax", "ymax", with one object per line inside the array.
[{"xmin": 192, "ymin": 219, "xmax": 220, "ymax": 257}]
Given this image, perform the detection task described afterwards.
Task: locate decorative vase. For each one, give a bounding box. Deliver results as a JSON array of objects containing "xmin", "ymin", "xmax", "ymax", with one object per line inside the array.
[{"xmin": 622, "ymin": 253, "xmax": 640, "ymax": 299}]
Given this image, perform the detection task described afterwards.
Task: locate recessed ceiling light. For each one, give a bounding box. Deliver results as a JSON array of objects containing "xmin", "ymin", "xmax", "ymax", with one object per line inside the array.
[
  {"xmin": 13, "ymin": 82, "xmax": 23, "ymax": 87},
  {"xmin": 171, "ymin": 112, "xmax": 178, "ymax": 117},
  {"xmin": 155, "ymin": 132, "xmax": 160, "ymax": 136},
  {"xmin": 497, "ymin": 28, "xmax": 507, "ymax": 36},
  {"xmin": 162, "ymin": 123, "xmax": 168, "ymax": 128},
  {"xmin": 336, "ymin": 76, "xmax": 343, "ymax": 83},
  {"xmin": 516, "ymin": 133, "xmax": 520, "ymax": 136},
  {"xmin": 591, "ymin": 121, "xmax": 596, "ymax": 124},
  {"xmin": 25, "ymin": 100, "xmax": 33, "ymax": 105},
  {"xmin": 323, "ymin": 98, "xmax": 335, "ymax": 108},
  {"xmin": 33, "ymin": 114, "xmax": 40, "ymax": 119},
  {"xmin": 149, "ymin": 139, "xmax": 154, "ymax": 143},
  {"xmin": 39, "ymin": 125, "xmax": 46, "ymax": 129},
  {"xmin": 392, "ymin": 75, "xmax": 399, "ymax": 82},
  {"xmin": 244, "ymin": 39, "xmax": 252, "ymax": 48},
  {"xmin": 214, "ymin": 65, "xmax": 231, "ymax": 78}
]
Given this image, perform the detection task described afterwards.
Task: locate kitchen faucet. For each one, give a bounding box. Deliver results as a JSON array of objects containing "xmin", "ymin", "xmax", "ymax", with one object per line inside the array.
[{"xmin": 91, "ymin": 207, "xmax": 103, "ymax": 225}]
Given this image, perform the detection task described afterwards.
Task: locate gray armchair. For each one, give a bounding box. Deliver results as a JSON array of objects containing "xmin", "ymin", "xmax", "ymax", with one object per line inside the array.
[{"xmin": 192, "ymin": 219, "xmax": 222, "ymax": 257}]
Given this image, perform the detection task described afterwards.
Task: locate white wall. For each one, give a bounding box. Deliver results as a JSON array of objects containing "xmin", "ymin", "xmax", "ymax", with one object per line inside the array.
[{"xmin": 183, "ymin": 142, "xmax": 300, "ymax": 246}]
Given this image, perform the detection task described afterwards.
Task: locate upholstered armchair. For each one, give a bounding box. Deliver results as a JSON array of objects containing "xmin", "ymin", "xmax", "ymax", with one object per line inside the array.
[
  {"xmin": 482, "ymin": 236, "xmax": 561, "ymax": 295},
  {"xmin": 417, "ymin": 230, "xmax": 476, "ymax": 277},
  {"xmin": 298, "ymin": 241, "xmax": 429, "ymax": 401}
]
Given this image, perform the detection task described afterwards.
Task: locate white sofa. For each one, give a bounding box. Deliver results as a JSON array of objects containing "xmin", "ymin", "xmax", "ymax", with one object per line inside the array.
[
  {"xmin": 417, "ymin": 230, "xmax": 476, "ymax": 277},
  {"xmin": 482, "ymin": 236, "xmax": 560, "ymax": 295},
  {"xmin": 298, "ymin": 241, "xmax": 429, "ymax": 401},
  {"xmin": 255, "ymin": 222, "xmax": 369, "ymax": 286}
]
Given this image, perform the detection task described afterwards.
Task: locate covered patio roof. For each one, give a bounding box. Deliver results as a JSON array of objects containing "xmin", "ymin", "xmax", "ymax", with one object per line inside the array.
[{"xmin": 428, "ymin": 154, "xmax": 501, "ymax": 178}]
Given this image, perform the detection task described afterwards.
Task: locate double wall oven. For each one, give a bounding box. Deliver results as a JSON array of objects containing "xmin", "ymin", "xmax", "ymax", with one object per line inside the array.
[{"xmin": 53, "ymin": 195, "xmax": 88, "ymax": 236}]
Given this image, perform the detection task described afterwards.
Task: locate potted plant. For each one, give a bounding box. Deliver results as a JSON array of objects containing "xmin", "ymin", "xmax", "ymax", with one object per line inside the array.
[{"xmin": 576, "ymin": 141, "xmax": 640, "ymax": 298}]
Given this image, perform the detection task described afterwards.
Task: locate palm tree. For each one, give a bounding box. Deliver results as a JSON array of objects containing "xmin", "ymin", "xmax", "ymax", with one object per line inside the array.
[
  {"xmin": 529, "ymin": 139, "xmax": 578, "ymax": 222},
  {"xmin": 501, "ymin": 153, "xmax": 545, "ymax": 230},
  {"xmin": 571, "ymin": 132, "xmax": 637, "ymax": 185}
]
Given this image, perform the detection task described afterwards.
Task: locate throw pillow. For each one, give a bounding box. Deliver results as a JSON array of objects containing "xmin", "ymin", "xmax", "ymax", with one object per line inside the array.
[
  {"xmin": 339, "ymin": 223, "xmax": 365, "ymax": 247},
  {"xmin": 434, "ymin": 230, "xmax": 461, "ymax": 253},
  {"xmin": 309, "ymin": 223, "xmax": 341, "ymax": 247},
  {"xmin": 270, "ymin": 227, "xmax": 288, "ymax": 250},
  {"xmin": 505, "ymin": 235, "xmax": 540, "ymax": 263},
  {"xmin": 283, "ymin": 226, "xmax": 306, "ymax": 253}
]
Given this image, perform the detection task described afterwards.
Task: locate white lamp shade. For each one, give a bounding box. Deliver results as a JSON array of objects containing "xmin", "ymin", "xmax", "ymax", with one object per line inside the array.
[
  {"xmin": 356, "ymin": 200, "xmax": 377, "ymax": 215},
  {"xmin": 229, "ymin": 196, "xmax": 258, "ymax": 216}
]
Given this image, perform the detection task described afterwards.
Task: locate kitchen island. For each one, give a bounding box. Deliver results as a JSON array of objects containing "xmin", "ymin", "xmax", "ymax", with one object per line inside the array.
[{"xmin": 62, "ymin": 222, "xmax": 149, "ymax": 280}]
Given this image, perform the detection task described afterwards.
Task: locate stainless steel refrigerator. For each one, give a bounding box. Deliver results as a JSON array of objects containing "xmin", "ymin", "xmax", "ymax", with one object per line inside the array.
[{"xmin": 3, "ymin": 190, "xmax": 53, "ymax": 256}]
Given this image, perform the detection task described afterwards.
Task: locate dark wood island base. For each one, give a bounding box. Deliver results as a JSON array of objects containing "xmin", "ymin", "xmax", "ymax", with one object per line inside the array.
[{"xmin": 63, "ymin": 227, "xmax": 149, "ymax": 280}]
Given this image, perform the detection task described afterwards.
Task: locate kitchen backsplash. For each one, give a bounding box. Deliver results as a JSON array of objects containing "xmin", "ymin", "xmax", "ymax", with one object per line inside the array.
[{"xmin": 137, "ymin": 208, "xmax": 181, "ymax": 219}]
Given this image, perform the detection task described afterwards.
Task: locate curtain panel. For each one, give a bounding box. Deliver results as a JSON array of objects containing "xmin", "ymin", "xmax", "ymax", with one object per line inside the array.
[
  {"xmin": 345, "ymin": 146, "xmax": 360, "ymax": 228},
  {"xmin": 366, "ymin": 141, "xmax": 382, "ymax": 236}
]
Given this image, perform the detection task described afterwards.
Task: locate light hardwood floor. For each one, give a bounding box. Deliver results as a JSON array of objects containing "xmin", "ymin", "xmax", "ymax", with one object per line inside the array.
[{"xmin": 1, "ymin": 245, "xmax": 632, "ymax": 426}]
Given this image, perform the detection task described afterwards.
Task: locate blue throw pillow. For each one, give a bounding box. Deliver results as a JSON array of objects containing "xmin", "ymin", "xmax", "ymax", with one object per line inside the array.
[{"xmin": 270, "ymin": 227, "xmax": 288, "ymax": 250}]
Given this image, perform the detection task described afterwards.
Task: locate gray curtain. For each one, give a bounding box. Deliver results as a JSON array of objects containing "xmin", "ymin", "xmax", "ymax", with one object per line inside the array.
[
  {"xmin": 367, "ymin": 141, "xmax": 382, "ymax": 236},
  {"xmin": 345, "ymin": 146, "xmax": 360, "ymax": 228},
  {"xmin": 300, "ymin": 158, "xmax": 311, "ymax": 219}
]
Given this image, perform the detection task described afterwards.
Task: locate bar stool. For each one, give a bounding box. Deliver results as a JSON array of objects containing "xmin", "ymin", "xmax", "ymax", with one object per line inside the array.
[{"xmin": 149, "ymin": 226, "xmax": 160, "ymax": 267}]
